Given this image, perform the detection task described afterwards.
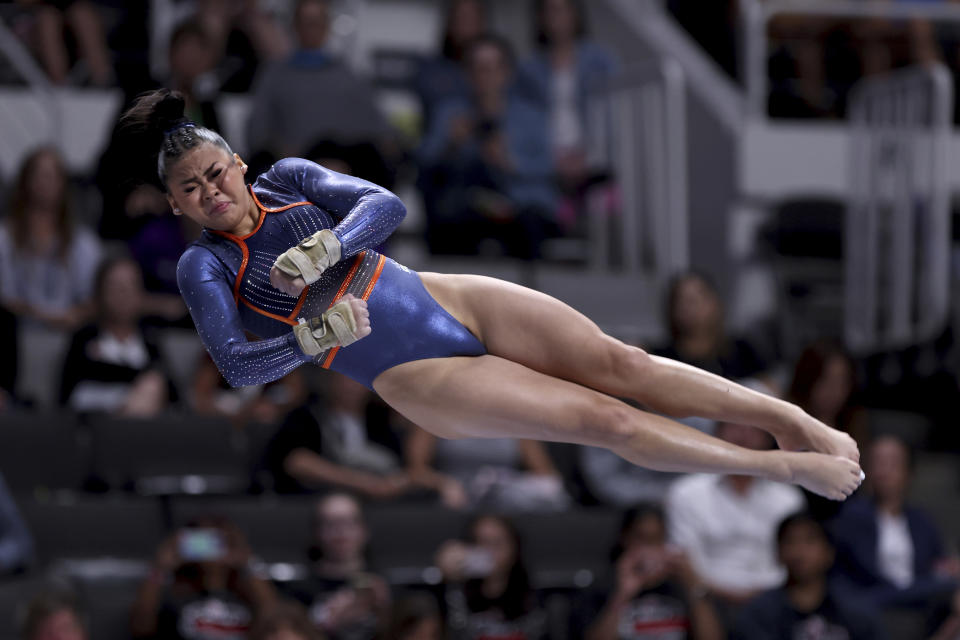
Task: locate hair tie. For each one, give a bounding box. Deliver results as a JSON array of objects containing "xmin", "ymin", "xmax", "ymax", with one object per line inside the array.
[{"xmin": 163, "ymin": 122, "xmax": 196, "ymax": 136}]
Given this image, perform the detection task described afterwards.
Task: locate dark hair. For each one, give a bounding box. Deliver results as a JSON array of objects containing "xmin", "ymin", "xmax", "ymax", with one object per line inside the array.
[
  {"xmin": 120, "ymin": 89, "xmax": 233, "ymax": 190},
  {"xmin": 462, "ymin": 514, "xmax": 533, "ymax": 621},
  {"xmin": 776, "ymin": 511, "xmax": 833, "ymax": 548},
  {"xmin": 868, "ymin": 434, "xmax": 916, "ymax": 473},
  {"xmin": 533, "ymin": 0, "xmax": 588, "ymax": 48},
  {"xmin": 440, "ymin": 0, "xmax": 487, "ymax": 60},
  {"xmin": 9, "ymin": 146, "xmax": 72, "ymax": 259},
  {"xmin": 387, "ymin": 593, "xmax": 442, "ymax": 639},
  {"xmin": 787, "ymin": 339, "xmax": 857, "ymax": 419},
  {"xmin": 664, "ymin": 270, "xmax": 723, "ymax": 342},
  {"xmin": 464, "ymin": 33, "xmax": 517, "ymax": 70},
  {"xmin": 169, "ymin": 19, "xmax": 209, "ymax": 51},
  {"xmin": 248, "ymin": 601, "xmax": 321, "ymax": 640},
  {"xmin": 20, "ymin": 590, "xmax": 86, "ymax": 640},
  {"xmin": 609, "ymin": 502, "xmax": 665, "ymax": 562},
  {"xmin": 92, "ymin": 254, "xmax": 141, "ymax": 307}
]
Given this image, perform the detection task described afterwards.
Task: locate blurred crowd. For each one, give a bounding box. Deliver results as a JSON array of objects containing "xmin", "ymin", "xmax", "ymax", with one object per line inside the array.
[
  {"xmin": 0, "ymin": 0, "xmax": 960, "ymax": 639},
  {"xmin": 670, "ymin": 0, "xmax": 960, "ymax": 120}
]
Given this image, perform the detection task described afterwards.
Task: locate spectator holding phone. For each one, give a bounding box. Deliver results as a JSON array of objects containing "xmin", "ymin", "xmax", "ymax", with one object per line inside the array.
[
  {"xmin": 131, "ymin": 517, "xmax": 278, "ymax": 640},
  {"xmin": 435, "ymin": 514, "xmax": 547, "ymax": 640},
  {"xmin": 285, "ymin": 492, "xmax": 391, "ymax": 640},
  {"xmin": 582, "ymin": 503, "xmax": 723, "ymax": 640}
]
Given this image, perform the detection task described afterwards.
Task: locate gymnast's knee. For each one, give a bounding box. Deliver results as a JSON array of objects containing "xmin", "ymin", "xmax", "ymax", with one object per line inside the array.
[
  {"xmin": 581, "ymin": 399, "xmax": 636, "ymax": 448},
  {"xmin": 609, "ymin": 343, "xmax": 654, "ymax": 384}
]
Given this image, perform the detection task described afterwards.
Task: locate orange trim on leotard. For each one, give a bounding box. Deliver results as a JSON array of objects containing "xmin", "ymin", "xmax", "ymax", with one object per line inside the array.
[
  {"xmin": 321, "ymin": 253, "xmax": 386, "ymax": 370},
  {"xmin": 248, "ymin": 185, "xmax": 311, "ymax": 213}
]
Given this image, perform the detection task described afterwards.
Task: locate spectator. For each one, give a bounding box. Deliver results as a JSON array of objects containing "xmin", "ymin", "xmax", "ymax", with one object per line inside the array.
[
  {"xmin": 131, "ymin": 518, "xmax": 278, "ymax": 639},
  {"xmin": 191, "ymin": 0, "xmax": 291, "ymax": 94},
  {"xmin": 285, "ymin": 493, "xmax": 391, "ymax": 640},
  {"xmin": 20, "ymin": 590, "xmax": 88, "ymax": 640},
  {"xmin": 166, "ymin": 19, "xmax": 222, "ymax": 131},
  {"xmin": 830, "ymin": 435, "xmax": 960, "ymax": 611},
  {"xmin": 583, "ymin": 503, "xmax": 723, "ymax": 640},
  {"xmin": 245, "ymin": 0, "xmax": 394, "ymax": 182},
  {"xmin": 666, "ymin": 421, "xmax": 805, "ymax": 606},
  {"xmin": 405, "ymin": 425, "xmax": 570, "ymax": 512},
  {"xmin": 13, "ymin": 0, "xmax": 114, "ymax": 86},
  {"xmin": 58, "ymin": 256, "xmax": 174, "ymax": 416},
  {"xmin": 418, "ymin": 34, "xmax": 559, "ymax": 259},
  {"xmin": 194, "ymin": 353, "xmax": 307, "ymax": 429},
  {"xmin": 414, "ymin": 0, "xmax": 488, "ymax": 134},
  {"xmin": 386, "ymin": 593, "xmax": 444, "ymax": 640},
  {"xmin": 249, "ymin": 601, "xmax": 324, "ymax": 640},
  {"xmin": 0, "ymin": 471, "xmax": 34, "ymax": 575},
  {"xmin": 262, "ymin": 374, "xmax": 416, "ymax": 499},
  {"xmin": 520, "ymin": 0, "xmax": 618, "ymax": 230},
  {"xmin": 652, "ymin": 272, "xmax": 770, "ymax": 382},
  {"xmin": 0, "ymin": 147, "xmax": 101, "ymax": 331},
  {"xmin": 732, "ymin": 512, "xmax": 883, "ymax": 640},
  {"xmin": 435, "ymin": 514, "xmax": 547, "ymax": 639}
]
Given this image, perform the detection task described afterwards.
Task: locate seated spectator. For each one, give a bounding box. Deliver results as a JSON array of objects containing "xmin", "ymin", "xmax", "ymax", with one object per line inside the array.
[
  {"xmin": 12, "ymin": 0, "xmax": 113, "ymax": 86},
  {"xmin": 418, "ymin": 34, "xmax": 559, "ymax": 259},
  {"xmin": 249, "ymin": 601, "xmax": 324, "ymax": 640},
  {"xmin": 652, "ymin": 272, "xmax": 770, "ymax": 382},
  {"xmin": 414, "ymin": 0, "xmax": 487, "ymax": 134},
  {"xmin": 191, "ymin": 0, "xmax": 291, "ymax": 93},
  {"xmin": 405, "ymin": 425, "xmax": 570, "ymax": 512},
  {"xmin": 58, "ymin": 256, "xmax": 174, "ymax": 416},
  {"xmin": 435, "ymin": 514, "xmax": 547, "ymax": 639},
  {"xmin": 193, "ymin": 353, "xmax": 306, "ymax": 428},
  {"xmin": 666, "ymin": 421, "xmax": 805, "ymax": 606},
  {"xmin": 386, "ymin": 593, "xmax": 444, "ymax": 640},
  {"xmin": 0, "ymin": 147, "xmax": 101, "ymax": 331},
  {"xmin": 285, "ymin": 493, "xmax": 391, "ymax": 640},
  {"xmin": 582, "ymin": 503, "xmax": 723, "ymax": 640},
  {"xmin": 520, "ymin": 0, "xmax": 618, "ymax": 231},
  {"xmin": 20, "ymin": 590, "xmax": 88, "ymax": 640},
  {"xmin": 830, "ymin": 435, "xmax": 960, "ymax": 611},
  {"xmin": 131, "ymin": 517, "xmax": 278, "ymax": 639},
  {"xmin": 788, "ymin": 339, "xmax": 867, "ymax": 519},
  {"xmin": 245, "ymin": 0, "xmax": 394, "ymax": 182},
  {"xmin": 733, "ymin": 512, "xmax": 882, "ymax": 640},
  {"xmin": 263, "ymin": 374, "xmax": 418, "ymax": 499}
]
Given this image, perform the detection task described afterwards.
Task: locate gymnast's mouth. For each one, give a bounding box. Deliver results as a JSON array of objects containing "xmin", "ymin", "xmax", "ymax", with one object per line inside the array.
[{"xmin": 209, "ymin": 201, "xmax": 231, "ymax": 215}]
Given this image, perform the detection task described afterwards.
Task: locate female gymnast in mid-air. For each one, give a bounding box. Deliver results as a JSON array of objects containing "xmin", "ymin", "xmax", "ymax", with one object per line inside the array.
[{"xmin": 126, "ymin": 90, "xmax": 863, "ymax": 500}]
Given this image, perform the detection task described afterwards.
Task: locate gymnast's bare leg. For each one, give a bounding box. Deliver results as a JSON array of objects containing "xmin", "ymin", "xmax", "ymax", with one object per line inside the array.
[{"xmin": 370, "ymin": 275, "xmax": 862, "ymax": 501}]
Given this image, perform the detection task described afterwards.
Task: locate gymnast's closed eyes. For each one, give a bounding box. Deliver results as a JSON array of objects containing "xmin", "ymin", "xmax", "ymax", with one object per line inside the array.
[{"xmin": 124, "ymin": 89, "xmax": 864, "ymax": 501}]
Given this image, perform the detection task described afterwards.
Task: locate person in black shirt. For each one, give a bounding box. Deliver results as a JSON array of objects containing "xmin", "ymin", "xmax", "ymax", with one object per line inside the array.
[
  {"xmin": 285, "ymin": 492, "xmax": 391, "ymax": 640},
  {"xmin": 583, "ymin": 503, "xmax": 723, "ymax": 640},
  {"xmin": 732, "ymin": 512, "xmax": 883, "ymax": 640}
]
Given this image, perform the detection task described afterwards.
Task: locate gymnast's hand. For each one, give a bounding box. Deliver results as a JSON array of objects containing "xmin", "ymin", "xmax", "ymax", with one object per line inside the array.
[
  {"xmin": 294, "ymin": 294, "xmax": 371, "ymax": 356},
  {"xmin": 272, "ymin": 229, "xmax": 342, "ymax": 296}
]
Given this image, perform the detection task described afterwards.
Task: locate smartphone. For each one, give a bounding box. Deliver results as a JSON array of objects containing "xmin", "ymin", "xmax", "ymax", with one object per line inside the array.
[
  {"xmin": 462, "ymin": 547, "xmax": 495, "ymax": 578},
  {"xmin": 178, "ymin": 528, "xmax": 227, "ymax": 562}
]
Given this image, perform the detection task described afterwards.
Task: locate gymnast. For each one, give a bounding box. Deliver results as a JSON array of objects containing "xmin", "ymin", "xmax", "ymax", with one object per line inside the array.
[{"xmin": 124, "ymin": 89, "xmax": 863, "ymax": 500}]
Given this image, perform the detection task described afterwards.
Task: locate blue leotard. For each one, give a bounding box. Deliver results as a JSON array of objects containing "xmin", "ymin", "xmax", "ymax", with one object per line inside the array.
[{"xmin": 176, "ymin": 158, "xmax": 486, "ymax": 389}]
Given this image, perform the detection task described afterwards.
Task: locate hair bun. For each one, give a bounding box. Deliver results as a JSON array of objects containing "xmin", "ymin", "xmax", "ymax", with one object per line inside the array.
[
  {"xmin": 119, "ymin": 88, "xmax": 187, "ymax": 135},
  {"xmin": 152, "ymin": 90, "xmax": 187, "ymax": 132}
]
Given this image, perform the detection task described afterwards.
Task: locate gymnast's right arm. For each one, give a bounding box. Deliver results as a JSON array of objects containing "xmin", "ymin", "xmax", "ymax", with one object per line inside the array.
[{"xmin": 177, "ymin": 246, "xmax": 311, "ymax": 388}]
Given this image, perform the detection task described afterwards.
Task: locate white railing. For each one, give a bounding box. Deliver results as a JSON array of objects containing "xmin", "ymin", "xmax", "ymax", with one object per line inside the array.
[
  {"xmin": 740, "ymin": 0, "xmax": 960, "ymax": 117},
  {"xmin": 587, "ymin": 59, "xmax": 689, "ymax": 277},
  {"xmin": 845, "ymin": 64, "xmax": 953, "ymax": 353}
]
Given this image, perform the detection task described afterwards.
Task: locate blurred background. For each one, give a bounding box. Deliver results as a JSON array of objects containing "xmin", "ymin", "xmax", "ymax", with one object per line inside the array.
[{"xmin": 1, "ymin": 0, "xmax": 960, "ymax": 638}]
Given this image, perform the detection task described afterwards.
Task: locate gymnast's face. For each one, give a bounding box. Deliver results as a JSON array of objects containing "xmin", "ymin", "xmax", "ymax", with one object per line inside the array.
[{"xmin": 166, "ymin": 145, "xmax": 256, "ymax": 235}]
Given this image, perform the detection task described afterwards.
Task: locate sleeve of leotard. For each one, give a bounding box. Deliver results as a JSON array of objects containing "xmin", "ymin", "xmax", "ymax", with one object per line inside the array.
[
  {"xmin": 176, "ymin": 246, "xmax": 312, "ymax": 388},
  {"xmin": 267, "ymin": 157, "xmax": 406, "ymax": 258}
]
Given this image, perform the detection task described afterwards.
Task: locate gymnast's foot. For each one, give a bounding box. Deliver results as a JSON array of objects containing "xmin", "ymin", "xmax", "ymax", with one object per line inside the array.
[
  {"xmin": 784, "ymin": 451, "xmax": 862, "ymax": 501},
  {"xmin": 773, "ymin": 407, "xmax": 860, "ymax": 463}
]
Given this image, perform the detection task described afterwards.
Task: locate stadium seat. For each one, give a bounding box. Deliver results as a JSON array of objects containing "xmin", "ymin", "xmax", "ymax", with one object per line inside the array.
[
  {"xmin": 17, "ymin": 496, "xmax": 164, "ymax": 565},
  {"xmin": 0, "ymin": 411, "xmax": 89, "ymax": 493},
  {"xmin": 366, "ymin": 505, "xmax": 468, "ymax": 583},
  {"xmin": 89, "ymin": 415, "xmax": 249, "ymax": 494}
]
